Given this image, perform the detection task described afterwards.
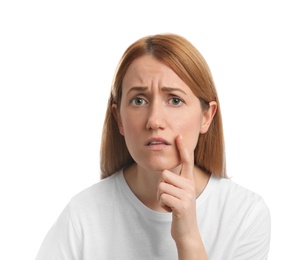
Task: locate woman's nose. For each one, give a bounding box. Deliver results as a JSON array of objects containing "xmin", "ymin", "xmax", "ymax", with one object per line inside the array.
[{"xmin": 145, "ymin": 102, "xmax": 166, "ymax": 130}]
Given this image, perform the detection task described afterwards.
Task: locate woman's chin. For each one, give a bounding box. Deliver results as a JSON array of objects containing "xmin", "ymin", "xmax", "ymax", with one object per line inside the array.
[{"xmin": 141, "ymin": 161, "xmax": 182, "ymax": 174}]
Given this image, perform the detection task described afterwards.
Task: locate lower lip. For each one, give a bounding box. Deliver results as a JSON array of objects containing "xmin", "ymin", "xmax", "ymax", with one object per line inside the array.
[{"xmin": 145, "ymin": 144, "xmax": 170, "ymax": 151}]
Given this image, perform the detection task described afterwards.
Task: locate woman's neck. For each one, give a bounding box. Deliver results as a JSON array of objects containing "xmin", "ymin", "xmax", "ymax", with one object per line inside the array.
[{"xmin": 123, "ymin": 163, "xmax": 210, "ymax": 212}]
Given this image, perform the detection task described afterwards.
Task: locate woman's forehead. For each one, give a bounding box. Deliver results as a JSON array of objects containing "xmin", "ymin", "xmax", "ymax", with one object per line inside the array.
[{"xmin": 122, "ymin": 55, "xmax": 187, "ymax": 89}]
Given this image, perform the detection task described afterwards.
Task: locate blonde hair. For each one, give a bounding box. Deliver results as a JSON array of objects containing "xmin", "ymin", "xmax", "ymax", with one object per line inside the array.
[{"xmin": 101, "ymin": 33, "xmax": 226, "ymax": 178}]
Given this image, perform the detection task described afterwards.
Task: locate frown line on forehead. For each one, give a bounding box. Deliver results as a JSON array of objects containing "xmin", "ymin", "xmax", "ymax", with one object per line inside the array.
[{"xmin": 126, "ymin": 86, "xmax": 187, "ymax": 95}]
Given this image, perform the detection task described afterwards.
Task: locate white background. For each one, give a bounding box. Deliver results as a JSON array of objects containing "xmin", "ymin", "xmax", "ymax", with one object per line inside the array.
[{"xmin": 0, "ymin": 0, "xmax": 302, "ymax": 259}]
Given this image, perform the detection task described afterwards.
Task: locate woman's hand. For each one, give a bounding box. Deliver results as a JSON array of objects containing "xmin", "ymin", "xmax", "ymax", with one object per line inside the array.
[{"xmin": 157, "ymin": 135, "xmax": 208, "ymax": 259}]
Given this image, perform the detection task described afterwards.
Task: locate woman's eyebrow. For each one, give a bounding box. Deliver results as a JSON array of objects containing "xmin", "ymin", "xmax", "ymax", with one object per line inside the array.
[
  {"xmin": 126, "ymin": 86, "xmax": 187, "ymax": 95},
  {"xmin": 126, "ymin": 86, "xmax": 148, "ymax": 95},
  {"xmin": 161, "ymin": 87, "xmax": 187, "ymax": 95}
]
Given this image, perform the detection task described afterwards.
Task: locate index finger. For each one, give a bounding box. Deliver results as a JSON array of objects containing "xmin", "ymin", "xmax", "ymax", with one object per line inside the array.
[{"xmin": 176, "ymin": 135, "xmax": 194, "ymax": 180}]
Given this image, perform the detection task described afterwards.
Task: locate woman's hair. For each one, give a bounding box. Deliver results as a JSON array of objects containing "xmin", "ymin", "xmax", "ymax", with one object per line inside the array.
[{"xmin": 100, "ymin": 33, "xmax": 226, "ymax": 179}]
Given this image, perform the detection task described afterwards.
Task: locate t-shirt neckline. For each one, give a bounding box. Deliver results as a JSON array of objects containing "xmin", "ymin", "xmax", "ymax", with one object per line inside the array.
[{"xmin": 117, "ymin": 169, "xmax": 217, "ymax": 221}]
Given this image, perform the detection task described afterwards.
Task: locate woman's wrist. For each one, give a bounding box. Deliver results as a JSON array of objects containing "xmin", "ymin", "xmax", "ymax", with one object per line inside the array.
[{"xmin": 175, "ymin": 233, "xmax": 208, "ymax": 260}]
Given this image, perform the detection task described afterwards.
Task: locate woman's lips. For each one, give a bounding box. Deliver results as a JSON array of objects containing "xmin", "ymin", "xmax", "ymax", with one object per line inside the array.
[
  {"xmin": 145, "ymin": 137, "xmax": 170, "ymax": 146},
  {"xmin": 145, "ymin": 138, "xmax": 170, "ymax": 151}
]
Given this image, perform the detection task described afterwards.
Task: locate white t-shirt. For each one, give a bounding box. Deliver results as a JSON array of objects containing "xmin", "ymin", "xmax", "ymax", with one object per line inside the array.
[{"xmin": 35, "ymin": 170, "xmax": 271, "ymax": 260}]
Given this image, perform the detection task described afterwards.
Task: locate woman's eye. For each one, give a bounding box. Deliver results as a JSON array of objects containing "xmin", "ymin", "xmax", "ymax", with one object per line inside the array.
[
  {"xmin": 131, "ymin": 97, "xmax": 146, "ymax": 106},
  {"xmin": 168, "ymin": 97, "xmax": 183, "ymax": 106}
]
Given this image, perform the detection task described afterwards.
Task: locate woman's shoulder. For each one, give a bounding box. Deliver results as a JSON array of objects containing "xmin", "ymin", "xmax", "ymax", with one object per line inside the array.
[
  {"xmin": 201, "ymin": 175, "xmax": 271, "ymax": 233},
  {"xmin": 214, "ymin": 175, "xmax": 263, "ymax": 198},
  {"xmin": 68, "ymin": 170, "xmax": 123, "ymax": 210},
  {"xmin": 208, "ymin": 175, "xmax": 270, "ymax": 214}
]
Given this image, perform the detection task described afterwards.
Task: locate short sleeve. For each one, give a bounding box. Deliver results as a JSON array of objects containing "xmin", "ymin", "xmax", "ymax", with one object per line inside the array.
[
  {"xmin": 232, "ymin": 198, "xmax": 271, "ymax": 260},
  {"xmin": 35, "ymin": 203, "xmax": 83, "ymax": 260}
]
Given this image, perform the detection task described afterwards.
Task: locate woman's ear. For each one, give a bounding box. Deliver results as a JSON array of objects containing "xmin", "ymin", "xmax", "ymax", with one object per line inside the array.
[
  {"xmin": 200, "ymin": 101, "xmax": 217, "ymax": 134},
  {"xmin": 112, "ymin": 104, "xmax": 125, "ymax": 136}
]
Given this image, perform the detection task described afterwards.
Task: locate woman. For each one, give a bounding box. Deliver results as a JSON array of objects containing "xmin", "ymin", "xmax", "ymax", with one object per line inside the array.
[{"xmin": 36, "ymin": 34, "xmax": 271, "ymax": 260}]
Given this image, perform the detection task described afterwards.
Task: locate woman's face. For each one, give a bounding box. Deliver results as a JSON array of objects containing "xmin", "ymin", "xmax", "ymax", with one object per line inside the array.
[{"xmin": 113, "ymin": 55, "xmax": 214, "ymax": 172}]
